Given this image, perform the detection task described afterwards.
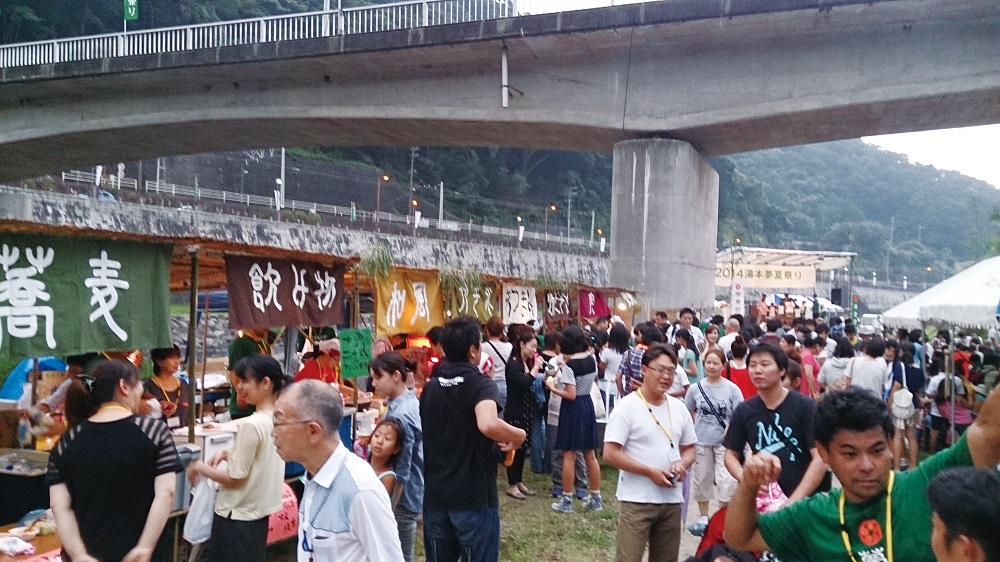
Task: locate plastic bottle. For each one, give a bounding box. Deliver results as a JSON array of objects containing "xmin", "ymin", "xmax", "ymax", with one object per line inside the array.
[{"xmin": 17, "ymin": 415, "xmax": 32, "ymax": 448}]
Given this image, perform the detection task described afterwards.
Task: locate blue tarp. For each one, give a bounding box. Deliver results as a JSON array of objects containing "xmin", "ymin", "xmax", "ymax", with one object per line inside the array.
[{"xmin": 0, "ymin": 357, "xmax": 68, "ymax": 400}]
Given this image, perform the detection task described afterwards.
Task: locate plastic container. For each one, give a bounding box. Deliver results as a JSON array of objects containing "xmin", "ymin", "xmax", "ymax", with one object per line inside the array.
[{"xmin": 173, "ymin": 443, "xmax": 201, "ymax": 511}]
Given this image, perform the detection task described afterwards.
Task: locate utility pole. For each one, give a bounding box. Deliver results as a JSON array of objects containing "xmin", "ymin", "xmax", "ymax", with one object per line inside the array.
[
  {"xmin": 589, "ymin": 210, "xmax": 595, "ymax": 247},
  {"xmin": 566, "ymin": 187, "xmax": 575, "ymax": 237},
  {"xmin": 886, "ymin": 215, "xmax": 894, "ymax": 283},
  {"xmin": 438, "ymin": 181, "xmax": 444, "ymax": 222},
  {"xmin": 409, "ymin": 147, "xmax": 419, "ymax": 222}
]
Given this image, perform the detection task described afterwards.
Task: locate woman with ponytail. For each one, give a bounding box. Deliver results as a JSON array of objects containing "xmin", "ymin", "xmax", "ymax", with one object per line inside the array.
[
  {"xmin": 187, "ymin": 354, "xmax": 291, "ymax": 562},
  {"xmin": 48, "ymin": 359, "xmax": 182, "ymax": 562}
]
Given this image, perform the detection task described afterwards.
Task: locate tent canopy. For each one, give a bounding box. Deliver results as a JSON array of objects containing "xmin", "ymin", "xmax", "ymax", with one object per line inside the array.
[
  {"xmin": 882, "ymin": 255, "xmax": 1000, "ymax": 330},
  {"xmin": 716, "ymin": 247, "xmax": 856, "ymax": 271}
]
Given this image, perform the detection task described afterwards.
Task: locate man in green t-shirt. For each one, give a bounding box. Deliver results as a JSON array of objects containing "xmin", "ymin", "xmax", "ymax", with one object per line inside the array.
[{"xmin": 725, "ymin": 385, "xmax": 1000, "ymax": 562}]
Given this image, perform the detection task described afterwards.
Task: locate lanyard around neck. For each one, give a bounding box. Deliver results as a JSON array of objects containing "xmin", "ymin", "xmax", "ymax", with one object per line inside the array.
[
  {"xmin": 636, "ymin": 389, "xmax": 674, "ymax": 448},
  {"xmin": 839, "ymin": 471, "xmax": 894, "ymax": 562}
]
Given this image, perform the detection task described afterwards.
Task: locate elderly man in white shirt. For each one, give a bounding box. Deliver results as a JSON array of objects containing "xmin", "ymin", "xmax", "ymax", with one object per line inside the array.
[{"xmin": 272, "ymin": 380, "xmax": 403, "ymax": 562}]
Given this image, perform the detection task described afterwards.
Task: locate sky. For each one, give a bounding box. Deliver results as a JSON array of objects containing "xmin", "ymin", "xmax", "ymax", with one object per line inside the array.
[{"xmin": 862, "ymin": 124, "xmax": 1000, "ymax": 189}]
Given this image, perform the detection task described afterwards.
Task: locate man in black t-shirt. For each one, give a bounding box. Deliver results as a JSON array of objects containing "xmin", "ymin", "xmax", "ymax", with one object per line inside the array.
[
  {"xmin": 420, "ymin": 317, "xmax": 526, "ymax": 562},
  {"xmin": 723, "ymin": 342, "xmax": 829, "ymax": 504}
]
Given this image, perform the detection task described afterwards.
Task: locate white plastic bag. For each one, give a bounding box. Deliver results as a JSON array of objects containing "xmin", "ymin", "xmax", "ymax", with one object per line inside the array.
[
  {"xmin": 591, "ymin": 381, "xmax": 606, "ymax": 419},
  {"xmin": 183, "ymin": 474, "xmax": 221, "ymax": 544}
]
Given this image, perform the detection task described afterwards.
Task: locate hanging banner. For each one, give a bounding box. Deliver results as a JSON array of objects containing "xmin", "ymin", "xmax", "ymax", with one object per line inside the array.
[
  {"xmin": 544, "ymin": 291, "xmax": 572, "ymax": 323},
  {"xmin": 376, "ymin": 269, "xmax": 445, "ymax": 337},
  {"xmin": 0, "ymin": 233, "xmax": 172, "ymax": 359},
  {"xmin": 715, "ymin": 263, "xmax": 816, "ymax": 289},
  {"xmin": 444, "ymin": 283, "xmax": 497, "ymax": 323},
  {"xmin": 502, "ymin": 285, "xmax": 537, "ymax": 325},
  {"xmin": 731, "ymin": 281, "xmax": 745, "ymax": 316},
  {"xmin": 579, "ymin": 289, "xmax": 610, "ymax": 318},
  {"xmin": 226, "ymin": 256, "xmax": 345, "ymax": 329}
]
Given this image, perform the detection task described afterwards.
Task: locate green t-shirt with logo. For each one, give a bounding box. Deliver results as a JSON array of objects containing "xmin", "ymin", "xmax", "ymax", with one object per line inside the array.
[{"xmin": 759, "ymin": 433, "xmax": 972, "ymax": 562}]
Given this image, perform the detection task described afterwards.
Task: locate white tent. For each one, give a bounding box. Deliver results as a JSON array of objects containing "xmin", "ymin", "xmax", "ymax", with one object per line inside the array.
[{"xmin": 882, "ymin": 255, "xmax": 1000, "ymax": 329}]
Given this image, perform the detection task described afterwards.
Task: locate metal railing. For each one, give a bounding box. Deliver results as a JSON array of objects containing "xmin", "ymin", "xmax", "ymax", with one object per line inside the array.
[
  {"xmin": 57, "ymin": 171, "xmax": 595, "ymax": 247},
  {"xmin": 0, "ymin": 0, "xmax": 619, "ymax": 68}
]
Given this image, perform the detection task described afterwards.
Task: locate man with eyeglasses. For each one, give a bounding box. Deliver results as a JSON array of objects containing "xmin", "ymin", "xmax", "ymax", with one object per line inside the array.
[
  {"xmin": 272, "ymin": 379, "xmax": 403, "ymax": 562},
  {"xmin": 603, "ymin": 343, "xmax": 697, "ymax": 562}
]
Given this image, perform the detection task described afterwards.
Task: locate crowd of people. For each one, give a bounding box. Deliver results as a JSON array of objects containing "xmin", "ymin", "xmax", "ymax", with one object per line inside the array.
[{"xmin": 32, "ymin": 305, "xmax": 1000, "ymax": 562}]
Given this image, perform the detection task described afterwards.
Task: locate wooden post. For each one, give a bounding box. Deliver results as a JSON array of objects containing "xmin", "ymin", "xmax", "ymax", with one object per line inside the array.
[{"xmin": 186, "ymin": 246, "xmax": 200, "ymax": 443}]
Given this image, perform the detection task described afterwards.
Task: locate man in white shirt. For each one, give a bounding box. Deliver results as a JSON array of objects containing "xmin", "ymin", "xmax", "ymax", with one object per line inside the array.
[
  {"xmin": 603, "ymin": 343, "xmax": 697, "ymax": 562},
  {"xmin": 670, "ymin": 308, "xmax": 705, "ymax": 350},
  {"xmin": 272, "ymin": 380, "xmax": 404, "ymax": 562}
]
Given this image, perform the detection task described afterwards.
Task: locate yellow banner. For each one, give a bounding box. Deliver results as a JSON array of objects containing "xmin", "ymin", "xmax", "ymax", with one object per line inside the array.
[
  {"xmin": 715, "ymin": 263, "xmax": 816, "ymax": 289},
  {"xmin": 376, "ymin": 269, "xmax": 446, "ymax": 337}
]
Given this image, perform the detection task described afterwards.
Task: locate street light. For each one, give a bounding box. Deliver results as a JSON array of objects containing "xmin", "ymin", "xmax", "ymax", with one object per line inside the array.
[
  {"xmin": 375, "ymin": 173, "xmax": 391, "ymax": 219},
  {"xmin": 544, "ymin": 204, "xmax": 557, "ymax": 242}
]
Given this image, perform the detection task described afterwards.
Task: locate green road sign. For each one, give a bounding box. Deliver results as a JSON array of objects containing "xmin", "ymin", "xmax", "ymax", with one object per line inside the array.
[{"xmin": 124, "ymin": 0, "xmax": 139, "ymax": 21}]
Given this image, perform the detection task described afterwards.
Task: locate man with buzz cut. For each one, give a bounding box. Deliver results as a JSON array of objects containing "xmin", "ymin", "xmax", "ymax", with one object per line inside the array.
[{"xmin": 725, "ymin": 385, "xmax": 1000, "ymax": 562}]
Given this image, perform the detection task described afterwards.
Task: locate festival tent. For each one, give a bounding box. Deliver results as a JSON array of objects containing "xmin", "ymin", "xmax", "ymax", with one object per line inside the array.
[
  {"xmin": 882, "ymin": 255, "xmax": 1000, "ymax": 330},
  {"xmin": 0, "ymin": 357, "xmax": 67, "ymax": 401}
]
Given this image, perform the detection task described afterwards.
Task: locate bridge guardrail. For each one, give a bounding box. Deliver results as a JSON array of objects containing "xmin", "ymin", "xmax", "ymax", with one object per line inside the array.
[{"xmin": 0, "ymin": 0, "xmax": 623, "ymax": 69}]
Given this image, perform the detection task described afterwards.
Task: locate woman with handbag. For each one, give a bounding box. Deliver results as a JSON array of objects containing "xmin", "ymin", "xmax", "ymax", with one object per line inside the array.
[
  {"xmin": 504, "ymin": 330, "xmax": 542, "ymax": 499},
  {"xmin": 684, "ymin": 349, "xmax": 744, "ymax": 536}
]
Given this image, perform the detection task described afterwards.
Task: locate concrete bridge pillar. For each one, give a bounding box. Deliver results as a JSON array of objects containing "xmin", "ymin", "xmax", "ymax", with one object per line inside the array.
[{"xmin": 610, "ymin": 139, "xmax": 719, "ymax": 314}]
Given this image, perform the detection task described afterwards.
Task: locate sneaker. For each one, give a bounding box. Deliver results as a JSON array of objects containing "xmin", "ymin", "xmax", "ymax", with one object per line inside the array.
[
  {"xmin": 582, "ymin": 494, "xmax": 604, "ymax": 511},
  {"xmin": 687, "ymin": 515, "xmax": 709, "ymax": 536},
  {"xmin": 551, "ymin": 494, "xmax": 573, "ymax": 513},
  {"xmin": 576, "ymin": 488, "xmax": 588, "ymax": 500},
  {"xmin": 550, "ymin": 486, "xmax": 563, "ymax": 498}
]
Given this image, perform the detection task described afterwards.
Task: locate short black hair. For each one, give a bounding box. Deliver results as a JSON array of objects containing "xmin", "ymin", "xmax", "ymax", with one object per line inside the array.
[
  {"xmin": 441, "ymin": 316, "xmax": 482, "ymax": 363},
  {"xmin": 865, "ymin": 338, "xmax": 886, "ymax": 358},
  {"xmin": 927, "ymin": 467, "xmax": 1000, "ymax": 562},
  {"xmin": 747, "ymin": 341, "xmax": 789, "ymax": 372},
  {"xmin": 766, "ymin": 319, "xmax": 782, "ymax": 333},
  {"xmin": 640, "ymin": 323, "xmax": 665, "ymax": 344},
  {"xmin": 560, "ymin": 325, "xmax": 590, "ymax": 355},
  {"xmin": 679, "ymin": 307, "xmax": 695, "ymax": 318},
  {"xmin": 641, "ymin": 343, "xmax": 678, "ymax": 368},
  {"xmin": 814, "ymin": 387, "xmax": 894, "ymax": 447},
  {"xmin": 427, "ymin": 326, "xmax": 444, "ymax": 346}
]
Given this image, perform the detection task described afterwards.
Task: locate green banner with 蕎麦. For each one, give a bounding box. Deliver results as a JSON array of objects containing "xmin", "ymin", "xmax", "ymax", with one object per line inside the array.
[{"xmin": 0, "ymin": 233, "xmax": 172, "ymax": 360}]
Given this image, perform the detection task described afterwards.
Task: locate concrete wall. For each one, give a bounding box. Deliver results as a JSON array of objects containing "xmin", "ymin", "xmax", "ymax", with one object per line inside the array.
[
  {"xmin": 610, "ymin": 139, "xmax": 718, "ymax": 311},
  {"xmin": 0, "ymin": 187, "xmax": 609, "ymax": 287},
  {"xmin": 1, "ymin": 0, "xmax": 999, "ymax": 181}
]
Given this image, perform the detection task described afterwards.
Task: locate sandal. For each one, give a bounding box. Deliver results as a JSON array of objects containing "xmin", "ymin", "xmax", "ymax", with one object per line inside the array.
[
  {"xmin": 506, "ymin": 489, "xmax": 527, "ymax": 500},
  {"xmin": 517, "ymin": 485, "xmax": 536, "ymax": 496}
]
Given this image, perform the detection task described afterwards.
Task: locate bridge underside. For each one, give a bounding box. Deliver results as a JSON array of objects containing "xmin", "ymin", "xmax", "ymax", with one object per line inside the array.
[{"xmin": 1, "ymin": 0, "xmax": 999, "ymax": 181}]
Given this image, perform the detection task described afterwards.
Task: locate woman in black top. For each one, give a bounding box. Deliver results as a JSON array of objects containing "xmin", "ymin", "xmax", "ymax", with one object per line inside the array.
[
  {"xmin": 504, "ymin": 330, "xmax": 542, "ymax": 499},
  {"xmin": 48, "ymin": 359, "xmax": 181, "ymax": 562},
  {"xmin": 144, "ymin": 344, "xmax": 190, "ymax": 428}
]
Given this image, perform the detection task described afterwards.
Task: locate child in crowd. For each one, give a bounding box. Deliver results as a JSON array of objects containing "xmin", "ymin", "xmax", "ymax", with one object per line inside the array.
[{"xmin": 369, "ymin": 418, "xmax": 406, "ymax": 504}]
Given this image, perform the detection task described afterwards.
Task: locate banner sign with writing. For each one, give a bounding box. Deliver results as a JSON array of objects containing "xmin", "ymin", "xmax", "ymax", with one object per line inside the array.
[
  {"xmin": 338, "ymin": 328, "xmax": 372, "ymax": 379},
  {"xmin": 0, "ymin": 233, "xmax": 172, "ymax": 359},
  {"xmin": 715, "ymin": 263, "xmax": 816, "ymax": 289},
  {"xmin": 226, "ymin": 256, "xmax": 345, "ymax": 329},
  {"xmin": 731, "ymin": 281, "xmax": 745, "ymax": 316},
  {"xmin": 579, "ymin": 289, "xmax": 610, "ymax": 318},
  {"xmin": 544, "ymin": 291, "xmax": 573, "ymax": 322},
  {"xmin": 502, "ymin": 285, "xmax": 537, "ymax": 325},
  {"xmin": 444, "ymin": 283, "xmax": 497, "ymax": 323},
  {"xmin": 376, "ymin": 269, "xmax": 445, "ymax": 337}
]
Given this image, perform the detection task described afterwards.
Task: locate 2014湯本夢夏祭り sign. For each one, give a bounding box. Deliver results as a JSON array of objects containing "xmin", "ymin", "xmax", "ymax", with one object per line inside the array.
[
  {"xmin": 715, "ymin": 263, "xmax": 817, "ymax": 289},
  {"xmin": 0, "ymin": 234, "xmax": 172, "ymax": 359}
]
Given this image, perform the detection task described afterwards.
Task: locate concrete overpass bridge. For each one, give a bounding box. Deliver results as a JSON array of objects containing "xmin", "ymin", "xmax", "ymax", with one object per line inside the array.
[{"xmin": 2, "ymin": 0, "xmax": 998, "ymax": 310}]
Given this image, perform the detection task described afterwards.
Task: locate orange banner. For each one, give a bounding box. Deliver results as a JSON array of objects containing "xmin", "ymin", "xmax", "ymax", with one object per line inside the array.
[{"xmin": 376, "ymin": 269, "xmax": 445, "ymax": 336}]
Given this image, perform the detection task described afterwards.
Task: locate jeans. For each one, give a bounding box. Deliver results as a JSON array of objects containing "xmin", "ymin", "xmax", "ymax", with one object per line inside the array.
[
  {"xmin": 423, "ymin": 507, "xmax": 500, "ymax": 562},
  {"xmin": 395, "ymin": 507, "xmax": 419, "ymax": 562},
  {"xmin": 494, "ymin": 380, "xmax": 508, "ymax": 417},
  {"xmin": 530, "ymin": 413, "xmax": 546, "ymax": 473}
]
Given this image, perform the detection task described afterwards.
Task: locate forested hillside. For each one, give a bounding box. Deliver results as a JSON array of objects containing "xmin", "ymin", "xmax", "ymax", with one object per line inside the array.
[{"xmin": 322, "ymin": 141, "xmax": 1000, "ymax": 283}]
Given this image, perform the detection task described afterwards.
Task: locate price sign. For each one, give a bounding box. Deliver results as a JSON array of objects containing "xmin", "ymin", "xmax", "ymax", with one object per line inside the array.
[{"xmin": 339, "ymin": 328, "xmax": 372, "ymax": 379}]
